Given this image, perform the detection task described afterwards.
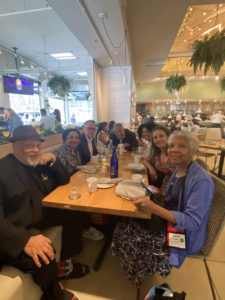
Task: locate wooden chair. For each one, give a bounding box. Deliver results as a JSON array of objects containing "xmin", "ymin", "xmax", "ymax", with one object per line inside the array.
[{"xmin": 197, "ymin": 128, "xmax": 222, "ymax": 171}]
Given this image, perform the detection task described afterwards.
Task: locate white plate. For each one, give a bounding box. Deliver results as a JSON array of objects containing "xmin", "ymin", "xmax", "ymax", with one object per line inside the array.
[
  {"xmin": 121, "ymin": 195, "xmax": 134, "ymax": 201},
  {"xmin": 97, "ymin": 183, "xmax": 115, "ymax": 189}
]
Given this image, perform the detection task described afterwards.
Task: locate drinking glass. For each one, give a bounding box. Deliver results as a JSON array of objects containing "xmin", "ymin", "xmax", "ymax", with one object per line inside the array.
[
  {"xmin": 69, "ymin": 187, "xmax": 81, "ymax": 200},
  {"xmin": 88, "ymin": 166, "xmax": 96, "ymax": 176}
]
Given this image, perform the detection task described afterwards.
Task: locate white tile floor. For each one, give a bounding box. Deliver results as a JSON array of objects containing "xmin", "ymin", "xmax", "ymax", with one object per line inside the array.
[{"xmin": 61, "ymin": 230, "xmax": 225, "ymax": 300}]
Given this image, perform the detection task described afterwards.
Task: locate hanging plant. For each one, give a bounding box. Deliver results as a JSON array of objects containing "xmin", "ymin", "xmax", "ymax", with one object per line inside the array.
[
  {"xmin": 47, "ymin": 74, "xmax": 71, "ymax": 98},
  {"xmin": 165, "ymin": 74, "xmax": 187, "ymax": 94},
  {"xmin": 220, "ymin": 76, "xmax": 225, "ymax": 92},
  {"xmin": 190, "ymin": 29, "xmax": 225, "ymax": 75}
]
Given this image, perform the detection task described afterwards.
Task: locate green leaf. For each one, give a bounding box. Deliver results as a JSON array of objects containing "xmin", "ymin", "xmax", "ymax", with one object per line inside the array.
[
  {"xmin": 47, "ymin": 74, "xmax": 71, "ymax": 98},
  {"xmin": 165, "ymin": 74, "xmax": 186, "ymax": 94}
]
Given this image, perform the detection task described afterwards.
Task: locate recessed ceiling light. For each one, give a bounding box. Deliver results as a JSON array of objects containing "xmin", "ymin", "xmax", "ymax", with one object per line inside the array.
[
  {"xmin": 50, "ymin": 52, "xmax": 76, "ymax": 60},
  {"xmin": 77, "ymin": 72, "xmax": 87, "ymax": 76}
]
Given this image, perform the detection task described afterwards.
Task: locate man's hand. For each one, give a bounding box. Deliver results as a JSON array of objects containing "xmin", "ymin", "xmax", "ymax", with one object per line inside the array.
[
  {"xmin": 39, "ymin": 153, "xmax": 56, "ymax": 166},
  {"xmin": 123, "ymin": 142, "xmax": 130, "ymax": 147},
  {"xmin": 24, "ymin": 235, "xmax": 55, "ymax": 268},
  {"xmin": 134, "ymin": 196, "xmax": 156, "ymax": 214}
]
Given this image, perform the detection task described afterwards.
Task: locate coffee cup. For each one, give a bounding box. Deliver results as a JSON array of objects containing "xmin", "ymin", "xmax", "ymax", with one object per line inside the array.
[
  {"xmin": 87, "ymin": 177, "xmax": 98, "ymax": 193},
  {"xmin": 132, "ymin": 173, "xmax": 143, "ymax": 183},
  {"xmin": 91, "ymin": 155, "xmax": 98, "ymax": 164},
  {"xmin": 134, "ymin": 154, "xmax": 141, "ymax": 164}
]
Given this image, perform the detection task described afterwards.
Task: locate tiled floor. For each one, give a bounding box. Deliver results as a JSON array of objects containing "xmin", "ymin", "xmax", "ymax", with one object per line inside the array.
[
  {"xmin": 63, "ymin": 157, "xmax": 225, "ymax": 300},
  {"xmin": 61, "ymin": 234, "xmax": 225, "ymax": 300}
]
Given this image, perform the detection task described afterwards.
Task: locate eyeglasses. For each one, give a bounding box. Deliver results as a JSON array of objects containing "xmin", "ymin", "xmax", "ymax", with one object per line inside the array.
[{"xmin": 85, "ymin": 127, "xmax": 96, "ymax": 131}]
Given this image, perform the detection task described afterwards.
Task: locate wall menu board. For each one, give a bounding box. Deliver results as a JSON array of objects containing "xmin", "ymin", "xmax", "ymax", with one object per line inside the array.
[{"xmin": 3, "ymin": 75, "xmax": 40, "ymax": 95}]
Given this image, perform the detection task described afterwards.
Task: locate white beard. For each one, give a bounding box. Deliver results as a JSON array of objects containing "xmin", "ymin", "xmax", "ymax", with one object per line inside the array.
[{"xmin": 26, "ymin": 156, "xmax": 40, "ymax": 167}]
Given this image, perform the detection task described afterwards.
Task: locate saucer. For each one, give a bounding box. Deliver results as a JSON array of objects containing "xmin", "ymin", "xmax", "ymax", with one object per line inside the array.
[{"xmin": 97, "ymin": 183, "xmax": 115, "ymax": 189}]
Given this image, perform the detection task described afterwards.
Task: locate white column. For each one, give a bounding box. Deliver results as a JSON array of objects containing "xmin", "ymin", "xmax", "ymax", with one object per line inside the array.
[{"xmin": 0, "ymin": 77, "xmax": 10, "ymax": 108}]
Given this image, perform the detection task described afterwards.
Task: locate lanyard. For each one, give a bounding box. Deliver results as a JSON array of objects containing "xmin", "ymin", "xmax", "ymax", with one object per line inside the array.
[{"xmin": 167, "ymin": 161, "xmax": 193, "ymax": 212}]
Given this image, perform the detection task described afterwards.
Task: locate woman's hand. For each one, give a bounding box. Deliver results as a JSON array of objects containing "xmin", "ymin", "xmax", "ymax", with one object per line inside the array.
[
  {"xmin": 149, "ymin": 185, "xmax": 161, "ymax": 195},
  {"xmin": 98, "ymin": 132, "xmax": 109, "ymax": 145},
  {"xmin": 148, "ymin": 166, "xmax": 158, "ymax": 181},
  {"xmin": 134, "ymin": 196, "xmax": 156, "ymax": 214},
  {"xmin": 135, "ymin": 196, "xmax": 177, "ymax": 224}
]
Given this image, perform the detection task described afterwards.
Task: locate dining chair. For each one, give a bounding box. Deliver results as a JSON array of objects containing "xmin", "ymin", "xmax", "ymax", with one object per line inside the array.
[{"xmin": 197, "ymin": 128, "xmax": 222, "ymax": 171}]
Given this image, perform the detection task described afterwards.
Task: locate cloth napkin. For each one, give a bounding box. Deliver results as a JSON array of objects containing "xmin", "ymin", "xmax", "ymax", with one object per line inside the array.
[
  {"xmin": 97, "ymin": 178, "xmax": 123, "ymax": 184},
  {"xmin": 115, "ymin": 180, "xmax": 146, "ymax": 200},
  {"xmin": 124, "ymin": 163, "xmax": 146, "ymax": 172}
]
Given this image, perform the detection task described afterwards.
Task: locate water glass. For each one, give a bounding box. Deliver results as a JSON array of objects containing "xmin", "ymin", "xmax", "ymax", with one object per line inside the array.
[
  {"xmin": 69, "ymin": 187, "xmax": 81, "ymax": 200},
  {"xmin": 88, "ymin": 166, "xmax": 97, "ymax": 175}
]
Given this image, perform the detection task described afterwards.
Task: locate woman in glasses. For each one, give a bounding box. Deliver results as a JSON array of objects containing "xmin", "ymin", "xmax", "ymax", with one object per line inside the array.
[{"xmin": 112, "ymin": 130, "xmax": 214, "ymax": 287}]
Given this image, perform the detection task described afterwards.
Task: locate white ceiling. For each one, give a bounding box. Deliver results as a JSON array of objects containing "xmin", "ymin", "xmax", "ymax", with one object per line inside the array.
[
  {"xmin": 1, "ymin": 0, "xmax": 225, "ymax": 84},
  {"xmin": 0, "ymin": 0, "xmax": 92, "ymax": 82}
]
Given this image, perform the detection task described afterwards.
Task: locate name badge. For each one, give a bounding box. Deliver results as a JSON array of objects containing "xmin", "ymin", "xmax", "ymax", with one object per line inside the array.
[{"xmin": 167, "ymin": 223, "xmax": 186, "ymax": 250}]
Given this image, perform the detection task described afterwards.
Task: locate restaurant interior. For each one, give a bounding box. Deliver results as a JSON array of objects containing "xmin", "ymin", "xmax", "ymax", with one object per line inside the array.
[{"xmin": 1, "ymin": 0, "xmax": 225, "ymax": 300}]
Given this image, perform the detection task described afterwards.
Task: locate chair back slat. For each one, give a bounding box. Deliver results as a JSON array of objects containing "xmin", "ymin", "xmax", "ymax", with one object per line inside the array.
[{"xmin": 201, "ymin": 175, "xmax": 225, "ymax": 256}]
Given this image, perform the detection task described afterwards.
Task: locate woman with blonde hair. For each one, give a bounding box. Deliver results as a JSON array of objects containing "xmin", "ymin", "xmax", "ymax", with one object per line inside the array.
[{"xmin": 4, "ymin": 108, "xmax": 23, "ymax": 134}]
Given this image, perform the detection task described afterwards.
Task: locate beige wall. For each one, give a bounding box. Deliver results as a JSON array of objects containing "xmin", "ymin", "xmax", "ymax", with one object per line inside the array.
[
  {"xmin": 98, "ymin": 66, "xmax": 132, "ymax": 128},
  {"xmin": 136, "ymin": 79, "xmax": 225, "ymax": 101}
]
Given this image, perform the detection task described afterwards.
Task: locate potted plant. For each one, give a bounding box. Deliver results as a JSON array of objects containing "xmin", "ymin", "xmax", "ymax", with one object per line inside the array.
[
  {"xmin": 165, "ymin": 74, "xmax": 187, "ymax": 101},
  {"xmin": 190, "ymin": 29, "xmax": 225, "ymax": 75},
  {"xmin": 47, "ymin": 74, "xmax": 71, "ymax": 98}
]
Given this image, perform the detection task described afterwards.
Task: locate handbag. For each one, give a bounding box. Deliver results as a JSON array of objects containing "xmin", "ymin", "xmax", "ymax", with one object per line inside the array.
[{"xmin": 144, "ymin": 283, "xmax": 186, "ymax": 300}]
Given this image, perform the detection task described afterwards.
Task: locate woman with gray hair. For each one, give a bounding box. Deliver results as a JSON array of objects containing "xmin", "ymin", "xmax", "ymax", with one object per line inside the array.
[{"xmin": 112, "ymin": 130, "xmax": 214, "ymax": 286}]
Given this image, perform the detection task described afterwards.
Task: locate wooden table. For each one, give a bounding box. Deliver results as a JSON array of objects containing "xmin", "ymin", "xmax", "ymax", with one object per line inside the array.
[
  {"xmin": 199, "ymin": 142, "xmax": 225, "ymax": 178},
  {"xmin": 43, "ymin": 152, "xmax": 150, "ymax": 270},
  {"xmin": 43, "ymin": 152, "xmax": 150, "ymax": 219}
]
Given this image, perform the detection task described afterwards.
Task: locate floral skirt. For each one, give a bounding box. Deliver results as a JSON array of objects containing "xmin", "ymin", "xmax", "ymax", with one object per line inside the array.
[{"xmin": 111, "ymin": 218, "xmax": 172, "ymax": 287}]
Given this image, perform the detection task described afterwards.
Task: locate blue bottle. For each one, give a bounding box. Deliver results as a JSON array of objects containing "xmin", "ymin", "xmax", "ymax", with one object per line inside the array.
[{"xmin": 110, "ymin": 146, "xmax": 118, "ymax": 178}]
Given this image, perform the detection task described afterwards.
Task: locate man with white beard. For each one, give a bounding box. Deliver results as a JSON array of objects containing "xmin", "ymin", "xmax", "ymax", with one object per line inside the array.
[{"xmin": 0, "ymin": 126, "xmax": 89, "ymax": 300}]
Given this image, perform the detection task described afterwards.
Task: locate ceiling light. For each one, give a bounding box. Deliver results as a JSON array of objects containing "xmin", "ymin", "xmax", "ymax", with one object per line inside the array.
[
  {"xmin": 0, "ymin": 50, "xmax": 2, "ymax": 54},
  {"xmin": 50, "ymin": 52, "xmax": 76, "ymax": 60},
  {"xmin": 202, "ymin": 24, "xmax": 221, "ymax": 35},
  {"xmin": 20, "ymin": 59, "xmax": 24, "ymax": 64},
  {"xmin": 203, "ymin": 11, "xmax": 206, "ymax": 16},
  {"xmin": 215, "ymin": 76, "xmax": 219, "ymax": 81},
  {"xmin": 77, "ymin": 72, "xmax": 87, "ymax": 76}
]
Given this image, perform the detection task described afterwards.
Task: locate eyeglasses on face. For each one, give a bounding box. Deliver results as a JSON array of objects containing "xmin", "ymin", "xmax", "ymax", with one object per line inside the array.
[{"xmin": 85, "ymin": 127, "xmax": 96, "ymax": 131}]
